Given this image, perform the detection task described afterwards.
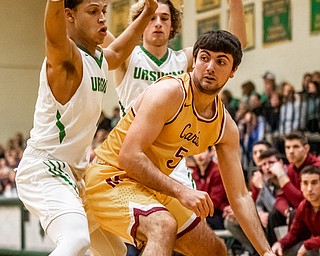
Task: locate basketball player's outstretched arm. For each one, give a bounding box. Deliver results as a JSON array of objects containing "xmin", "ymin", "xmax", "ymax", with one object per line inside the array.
[
  {"xmin": 215, "ymin": 114, "xmax": 275, "ymax": 256},
  {"xmin": 104, "ymin": 0, "xmax": 157, "ymax": 70}
]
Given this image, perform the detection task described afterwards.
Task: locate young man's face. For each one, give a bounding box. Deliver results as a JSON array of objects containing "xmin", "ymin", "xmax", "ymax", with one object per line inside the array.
[
  {"xmin": 192, "ymin": 49, "xmax": 236, "ymax": 95},
  {"xmin": 143, "ymin": 3, "xmax": 172, "ymax": 47},
  {"xmin": 193, "ymin": 149, "xmax": 214, "ymax": 170},
  {"xmin": 301, "ymin": 173, "xmax": 320, "ymax": 205},
  {"xmin": 285, "ymin": 139, "xmax": 309, "ymax": 167},
  {"xmin": 69, "ymin": 0, "xmax": 108, "ymax": 46},
  {"xmin": 252, "ymin": 144, "xmax": 269, "ymax": 166},
  {"xmin": 258, "ymin": 156, "xmax": 278, "ymax": 181}
]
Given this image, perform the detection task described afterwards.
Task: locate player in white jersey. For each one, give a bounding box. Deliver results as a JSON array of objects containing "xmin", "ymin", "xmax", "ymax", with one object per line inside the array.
[
  {"xmin": 15, "ymin": 0, "xmax": 157, "ymax": 255},
  {"xmin": 113, "ymin": 0, "xmax": 246, "ymax": 193}
]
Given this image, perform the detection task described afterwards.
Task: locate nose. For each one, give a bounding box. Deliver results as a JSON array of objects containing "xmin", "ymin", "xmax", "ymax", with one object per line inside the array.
[
  {"xmin": 99, "ymin": 13, "xmax": 106, "ymax": 24},
  {"xmin": 155, "ymin": 16, "xmax": 162, "ymax": 27},
  {"xmin": 206, "ymin": 60, "xmax": 215, "ymax": 72}
]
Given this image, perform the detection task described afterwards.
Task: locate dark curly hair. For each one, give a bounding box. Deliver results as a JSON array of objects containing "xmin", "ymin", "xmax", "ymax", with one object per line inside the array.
[
  {"xmin": 129, "ymin": 0, "xmax": 182, "ymax": 40},
  {"xmin": 193, "ymin": 30, "xmax": 243, "ymax": 71}
]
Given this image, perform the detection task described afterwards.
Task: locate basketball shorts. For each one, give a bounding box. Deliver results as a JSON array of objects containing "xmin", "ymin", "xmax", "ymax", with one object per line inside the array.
[
  {"xmin": 85, "ymin": 163, "xmax": 200, "ymax": 248},
  {"xmin": 15, "ymin": 146, "xmax": 85, "ymax": 231}
]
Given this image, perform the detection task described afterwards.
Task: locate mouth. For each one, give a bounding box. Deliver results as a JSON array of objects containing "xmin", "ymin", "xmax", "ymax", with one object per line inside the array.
[
  {"xmin": 98, "ymin": 26, "xmax": 108, "ymax": 35},
  {"xmin": 204, "ymin": 75, "xmax": 215, "ymax": 81}
]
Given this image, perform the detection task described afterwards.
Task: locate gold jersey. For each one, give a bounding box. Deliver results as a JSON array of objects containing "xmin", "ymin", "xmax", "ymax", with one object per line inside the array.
[{"xmin": 95, "ymin": 72, "xmax": 226, "ymax": 176}]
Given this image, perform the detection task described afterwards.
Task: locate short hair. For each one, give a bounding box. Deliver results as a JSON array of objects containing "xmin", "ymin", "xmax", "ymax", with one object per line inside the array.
[
  {"xmin": 192, "ymin": 30, "xmax": 242, "ymax": 70},
  {"xmin": 253, "ymin": 140, "xmax": 272, "ymax": 149},
  {"xmin": 300, "ymin": 165, "xmax": 320, "ymax": 177},
  {"xmin": 258, "ymin": 148, "xmax": 281, "ymax": 161},
  {"xmin": 129, "ymin": 0, "xmax": 182, "ymax": 40},
  {"xmin": 284, "ymin": 132, "xmax": 308, "ymax": 145},
  {"xmin": 64, "ymin": 0, "xmax": 83, "ymax": 9}
]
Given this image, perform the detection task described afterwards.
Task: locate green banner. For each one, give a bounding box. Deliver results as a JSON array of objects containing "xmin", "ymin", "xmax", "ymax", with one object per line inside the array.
[
  {"xmin": 263, "ymin": 0, "xmax": 291, "ymax": 45},
  {"xmin": 197, "ymin": 15, "xmax": 220, "ymax": 38},
  {"xmin": 311, "ymin": 0, "xmax": 320, "ymax": 33}
]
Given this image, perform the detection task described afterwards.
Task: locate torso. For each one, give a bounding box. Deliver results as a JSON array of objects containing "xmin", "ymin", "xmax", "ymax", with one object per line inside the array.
[
  {"xmin": 96, "ymin": 73, "xmax": 226, "ymax": 176},
  {"xmin": 27, "ymin": 48, "xmax": 108, "ymax": 171}
]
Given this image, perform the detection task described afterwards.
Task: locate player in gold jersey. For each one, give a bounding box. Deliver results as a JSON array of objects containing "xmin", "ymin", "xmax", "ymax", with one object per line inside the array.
[{"xmin": 85, "ymin": 30, "xmax": 276, "ymax": 256}]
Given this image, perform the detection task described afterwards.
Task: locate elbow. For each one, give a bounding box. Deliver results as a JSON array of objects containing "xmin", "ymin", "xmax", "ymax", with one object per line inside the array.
[{"xmin": 118, "ymin": 147, "xmax": 130, "ymax": 171}]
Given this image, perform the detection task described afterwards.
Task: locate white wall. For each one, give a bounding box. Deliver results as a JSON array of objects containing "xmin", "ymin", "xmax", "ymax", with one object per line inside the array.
[{"xmin": 1, "ymin": 0, "xmax": 319, "ymax": 144}]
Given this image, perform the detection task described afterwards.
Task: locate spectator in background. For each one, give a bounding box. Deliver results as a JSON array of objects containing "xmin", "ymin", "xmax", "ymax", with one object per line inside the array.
[
  {"xmin": 239, "ymin": 110, "xmax": 265, "ymax": 172},
  {"xmin": 220, "ymin": 89, "xmax": 240, "ymax": 121},
  {"xmin": 279, "ymin": 82, "xmax": 306, "ymax": 135},
  {"xmin": 304, "ymin": 80, "xmax": 320, "ymax": 133},
  {"xmin": 268, "ymin": 133, "xmax": 320, "ymax": 243},
  {"xmin": 189, "ymin": 146, "xmax": 230, "ymax": 230},
  {"xmin": 110, "ymin": 106, "xmax": 121, "ymax": 129},
  {"xmin": 257, "ymin": 149, "xmax": 286, "ymax": 246},
  {"xmin": 250, "ymin": 140, "xmax": 273, "ymax": 201},
  {"xmin": 311, "ymin": 71, "xmax": 320, "ymax": 84},
  {"xmin": 249, "ymin": 93, "xmax": 263, "ymax": 116},
  {"xmin": 264, "ymin": 91, "xmax": 282, "ymax": 136},
  {"xmin": 300, "ymin": 72, "xmax": 312, "ymax": 94},
  {"xmin": 261, "ymin": 71, "xmax": 277, "ymax": 106},
  {"xmin": 241, "ymin": 80, "xmax": 257, "ymax": 105},
  {"xmin": 272, "ymin": 165, "xmax": 320, "ymax": 256},
  {"xmin": 97, "ymin": 111, "xmax": 112, "ymax": 132},
  {"xmin": 224, "ymin": 141, "xmax": 272, "ymax": 256}
]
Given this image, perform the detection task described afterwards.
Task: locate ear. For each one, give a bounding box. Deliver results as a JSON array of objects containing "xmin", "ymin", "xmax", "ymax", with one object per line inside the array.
[
  {"xmin": 305, "ymin": 144, "xmax": 310, "ymax": 152},
  {"xmin": 65, "ymin": 8, "xmax": 75, "ymax": 23},
  {"xmin": 229, "ymin": 66, "xmax": 238, "ymax": 78}
]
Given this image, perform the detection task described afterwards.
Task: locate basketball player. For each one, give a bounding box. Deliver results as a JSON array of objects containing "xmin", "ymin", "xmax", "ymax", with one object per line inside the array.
[
  {"xmin": 15, "ymin": 0, "xmax": 157, "ymax": 255},
  {"xmin": 85, "ymin": 30, "xmax": 276, "ymax": 256},
  {"xmin": 113, "ymin": 0, "xmax": 246, "ymax": 190}
]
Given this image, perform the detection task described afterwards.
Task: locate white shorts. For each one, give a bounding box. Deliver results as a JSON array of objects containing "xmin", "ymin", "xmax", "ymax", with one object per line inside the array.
[
  {"xmin": 169, "ymin": 158, "xmax": 195, "ymax": 189},
  {"xmin": 15, "ymin": 147, "xmax": 86, "ymax": 231}
]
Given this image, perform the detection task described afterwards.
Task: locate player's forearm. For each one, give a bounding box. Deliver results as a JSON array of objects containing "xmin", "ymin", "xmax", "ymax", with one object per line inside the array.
[
  {"xmin": 119, "ymin": 150, "xmax": 183, "ymax": 197},
  {"xmin": 228, "ymin": 0, "xmax": 247, "ymax": 48},
  {"xmin": 107, "ymin": 2, "xmax": 156, "ymax": 70},
  {"xmin": 45, "ymin": 0, "xmax": 67, "ymax": 47},
  {"xmin": 231, "ymin": 193, "xmax": 272, "ymax": 255}
]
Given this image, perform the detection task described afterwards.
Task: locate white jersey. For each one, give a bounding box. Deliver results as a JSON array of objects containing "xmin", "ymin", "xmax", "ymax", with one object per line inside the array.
[
  {"xmin": 26, "ymin": 47, "xmax": 108, "ymax": 171},
  {"xmin": 116, "ymin": 45, "xmax": 188, "ymax": 115}
]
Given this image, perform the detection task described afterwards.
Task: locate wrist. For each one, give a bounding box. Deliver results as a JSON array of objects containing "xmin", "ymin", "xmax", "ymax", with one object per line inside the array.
[{"xmin": 277, "ymin": 172, "xmax": 286, "ymax": 179}]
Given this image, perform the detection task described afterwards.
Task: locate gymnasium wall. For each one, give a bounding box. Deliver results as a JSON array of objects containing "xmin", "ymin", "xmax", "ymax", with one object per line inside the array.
[{"xmin": 0, "ymin": 0, "xmax": 319, "ymax": 144}]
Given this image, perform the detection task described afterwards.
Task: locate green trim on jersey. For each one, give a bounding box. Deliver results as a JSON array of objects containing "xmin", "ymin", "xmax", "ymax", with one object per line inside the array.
[
  {"xmin": 56, "ymin": 110, "xmax": 66, "ymax": 143},
  {"xmin": 140, "ymin": 45, "xmax": 169, "ymax": 67},
  {"xmin": 77, "ymin": 45, "xmax": 104, "ymax": 68},
  {"xmin": 44, "ymin": 160, "xmax": 78, "ymax": 194}
]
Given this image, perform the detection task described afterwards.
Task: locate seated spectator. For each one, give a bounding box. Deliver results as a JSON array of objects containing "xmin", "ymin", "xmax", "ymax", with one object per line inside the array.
[
  {"xmin": 304, "ymin": 80, "xmax": 320, "ymax": 133},
  {"xmin": 279, "ymin": 82, "xmax": 306, "ymax": 135},
  {"xmin": 239, "ymin": 110, "xmax": 265, "ymax": 172},
  {"xmin": 220, "ymin": 89, "xmax": 240, "ymax": 121},
  {"xmin": 272, "ymin": 165, "xmax": 320, "ymax": 256},
  {"xmin": 264, "ymin": 91, "xmax": 282, "ymax": 137},
  {"xmin": 224, "ymin": 141, "xmax": 273, "ymax": 256},
  {"xmin": 250, "ymin": 140, "xmax": 273, "ymax": 201},
  {"xmin": 260, "ymin": 71, "xmax": 277, "ymax": 105},
  {"xmin": 257, "ymin": 149, "xmax": 286, "ymax": 246},
  {"xmin": 2, "ymin": 169, "xmax": 17, "ymax": 198},
  {"xmin": 240, "ymin": 81, "xmax": 257, "ymax": 105},
  {"xmin": 189, "ymin": 146, "xmax": 230, "ymax": 230},
  {"xmin": 268, "ymin": 133, "xmax": 320, "ymax": 244}
]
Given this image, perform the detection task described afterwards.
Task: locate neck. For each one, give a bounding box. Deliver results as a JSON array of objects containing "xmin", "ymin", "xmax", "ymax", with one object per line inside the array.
[
  {"xmin": 142, "ymin": 43, "xmax": 168, "ymax": 59},
  {"xmin": 295, "ymin": 154, "xmax": 308, "ymax": 169}
]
